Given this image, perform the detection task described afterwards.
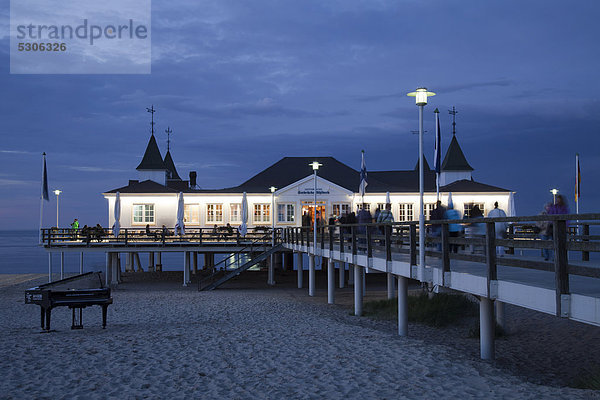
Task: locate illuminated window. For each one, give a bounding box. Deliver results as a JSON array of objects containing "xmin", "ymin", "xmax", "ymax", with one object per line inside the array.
[
  {"xmin": 230, "ymin": 203, "xmax": 241, "ymax": 223},
  {"xmin": 463, "ymin": 203, "xmax": 485, "ymax": 218},
  {"xmin": 207, "ymin": 204, "xmax": 223, "ymax": 223},
  {"xmin": 254, "ymin": 204, "xmax": 270, "ymax": 223},
  {"xmin": 133, "ymin": 204, "xmax": 154, "ymax": 224},
  {"xmin": 358, "ymin": 203, "xmax": 371, "ymax": 212},
  {"xmin": 332, "ymin": 203, "xmax": 350, "ymax": 217},
  {"xmin": 277, "ymin": 204, "xmax": 295, "ymax": 223},
  {"xmin": 398, "ymin": 204, "xmax": 413, "ymax": 222},
  {"xmin": 423, "ymin": 203, "xmax": 435, "ymax": 220},
  {"xmin": 184, "ymin": 204, "xmax": 200, "ymax": 224}
]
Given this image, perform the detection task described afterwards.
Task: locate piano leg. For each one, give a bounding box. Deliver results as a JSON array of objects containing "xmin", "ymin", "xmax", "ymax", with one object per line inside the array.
[
  {"xmin": 71, "ymin": 307, "xmax": 83, "ymax": 329},
  {"xmin": 45, "ymin": 308, "xmax": 52, "ymax": 331},
  {"xmin": 102, "ymin": 305, "xmax": 108, "ymax": 329},
  {"xmin": 40, "ymin": 307, "xmax": 45, "ymax": 329}
]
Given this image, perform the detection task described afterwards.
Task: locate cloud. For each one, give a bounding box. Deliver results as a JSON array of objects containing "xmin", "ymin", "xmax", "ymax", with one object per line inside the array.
[
  {"xmin": 0, "ymin": 149, "xmax": 37, "ymax": 155},
  {"xmin": 68, "ymin": 166, "xmax": 129, "ymax": 173},
  {"xmin": 0, "ymin": 178, "xmax": 35, "ymax": 186}
]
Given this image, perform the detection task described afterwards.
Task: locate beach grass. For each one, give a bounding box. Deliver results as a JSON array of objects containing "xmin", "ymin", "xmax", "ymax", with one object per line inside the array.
[
  {"xmin": 571, "ymin": 367, "xmax": 600, "ymax": 390},
  {"xmin": 360, "ymin": 293, "xmax": 478, "ymax": 328}
]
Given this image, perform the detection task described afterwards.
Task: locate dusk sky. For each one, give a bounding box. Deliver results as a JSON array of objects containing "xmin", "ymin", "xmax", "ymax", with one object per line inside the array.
[{"xmin": 1, "ymin": 0, "xmax": 599, "ymax": 229}]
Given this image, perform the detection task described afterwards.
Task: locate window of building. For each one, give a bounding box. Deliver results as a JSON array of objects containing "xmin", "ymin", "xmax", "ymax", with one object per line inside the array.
[
  {"xmin": 184, "ymin": 204, "xmax": 200, "ymax": 224},
  {"xmin": 332, "ymin": 203, "xmax": 350, "ymax": 217},
  {"xmin": 207, "ymin": 204, "xmax": 223, "ymax": 223},
  {"xmin": 254, "ymin": 204, "xmax": 270, "ymax": 223},
  {"xmin": 230, "ymin": 203, "xmax": 241, "ymax": 223},
  {"xmin": 277, "ymin": 204, "xmax": 295, "ymax": 223},
  {"xmin": 398, "ymin": 203, "xmax": 413, "ymax": 222},
  {"xmin": 463, "ymin": 203, "xmax": 485, "ymax": 218},
  {"xmin": 423, "ymin": 203, "xmax": 435, "ymax": 220},
  {"xmin": 357, "ymin": 203, "xmax": 371, "ymax": 212},
  {"xmin": 133, "ymin": 204, "xmax": 154, "ymax": 224}
]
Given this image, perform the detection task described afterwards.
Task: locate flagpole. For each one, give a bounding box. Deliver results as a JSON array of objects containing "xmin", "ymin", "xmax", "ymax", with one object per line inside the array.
[
  {"xmin": 434, "ymin": 108, "xmax": 441, "ymax": 201},
  {"xmin": 39, "ymin": 153, "xmax": 46, "ymax": 244},
  {"xmin": 576, "ymin": 153, "xmax": 579, "ymax": 215}
]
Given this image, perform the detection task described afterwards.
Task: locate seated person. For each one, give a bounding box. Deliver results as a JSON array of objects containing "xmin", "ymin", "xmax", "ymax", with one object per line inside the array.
[
  {"xmin": 146, "ymin": 224, "xmax": 157, "ymax": 239},
  {"xmin": 94, "ymin": 224, "xmax": 105, "ymax": 242}
]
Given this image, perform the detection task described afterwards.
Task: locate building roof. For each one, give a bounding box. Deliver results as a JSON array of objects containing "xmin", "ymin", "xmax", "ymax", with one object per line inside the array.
[
  {"xmin": 440, "ymin": 179, "xmax": 509, "ymax": 192},
  {"xmin": 136, "ymin": 135, "xmax": 167, "ymax": 171},
  {"xmin": 105, "ymin": 180, "xmax": 179, "ymax": 194},
  {"xmin": 441, "ymin": 135, "xmax": 473, "ymax": 171},
  {"xmin": 163, "ymin": 150, "xmax": 181, "ymax": 180}
]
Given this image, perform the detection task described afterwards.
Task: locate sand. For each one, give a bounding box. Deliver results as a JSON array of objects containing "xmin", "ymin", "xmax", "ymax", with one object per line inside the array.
[{"xmin": 1, "ymin": 272, "xmax": 599, "ymax": 399}]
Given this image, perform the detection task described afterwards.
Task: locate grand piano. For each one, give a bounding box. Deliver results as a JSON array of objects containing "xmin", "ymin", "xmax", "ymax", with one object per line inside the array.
[{"xmin": 25, "ymin": 272, "xmax": 113, "ymax": 331}]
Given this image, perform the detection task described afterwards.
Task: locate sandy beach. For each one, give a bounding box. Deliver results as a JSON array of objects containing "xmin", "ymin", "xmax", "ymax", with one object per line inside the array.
[{"xmin": 1, "ymin": 272, "xmax": 599, "ymax": 399}]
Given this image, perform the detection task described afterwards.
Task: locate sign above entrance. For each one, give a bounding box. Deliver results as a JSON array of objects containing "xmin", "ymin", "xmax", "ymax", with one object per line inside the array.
[
  {"xmin": 298, "ymin": 188, "xmax": 330, "ymax": 195},
  {"xmin": 300, "ymin": 200, "xmax": 327, "ymax": 205}
]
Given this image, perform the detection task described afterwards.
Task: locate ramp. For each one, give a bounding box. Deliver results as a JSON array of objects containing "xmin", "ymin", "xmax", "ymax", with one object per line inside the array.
[{"xmin": 199, "ymin": 244, "xmax": 284, "ymax": 291}]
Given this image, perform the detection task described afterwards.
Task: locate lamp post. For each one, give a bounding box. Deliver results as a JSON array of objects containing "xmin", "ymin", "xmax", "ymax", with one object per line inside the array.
[
  {"xmin": 407, "ymin": 88, "xmax": 435, "ymax": 278},
  {"xmin": 268, "ymin": 186, "xmax": 277, "ymax": 285},
  {"xmin": 550, "ymin": 188, "xmax": 558, "ymax": 205},
  {"xmin": 309, "ymin": 161, "xmax": 322, "ymax": 297},
  {"xmin": 53, "ymin": 189, "xmax": 62, "ymax": 228}
]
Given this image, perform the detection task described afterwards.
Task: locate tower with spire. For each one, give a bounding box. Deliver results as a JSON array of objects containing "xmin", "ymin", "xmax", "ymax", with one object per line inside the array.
[
  {"xmin": 136, "ymin": 106, "xmax": 168, "ymax": 185},
  {"xmin": 439, "ymin": 107, "xmax": 474, "ymax": 186}
]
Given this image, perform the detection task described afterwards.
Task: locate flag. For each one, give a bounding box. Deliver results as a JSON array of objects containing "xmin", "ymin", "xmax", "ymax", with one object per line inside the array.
[
  {"xmin": 359, "ymin": 150, "xmax": 368, "ymax": 197},
  {"xmin": 433, "ymin": 109, "xmax": 441, "ymax": 174},
  {"xmin": 575, "ymin": 153, "xmax": 581, "ymax": 202},
  {"xmin": 42, "ymin": 153, "xmax": 49, "ymax": 201}
]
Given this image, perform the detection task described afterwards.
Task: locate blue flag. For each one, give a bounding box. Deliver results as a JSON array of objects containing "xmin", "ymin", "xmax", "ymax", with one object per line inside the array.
[
  {"xmin": 359, "ymin": 150, "xmax": 368, "ymax": 197},
  {"xmin": 42, "ymin": 153, "xmax": 49, "ymax": 201},
  {"xmin": 434, "ymin": 109, "xmax": 441, "ymax": 174}
]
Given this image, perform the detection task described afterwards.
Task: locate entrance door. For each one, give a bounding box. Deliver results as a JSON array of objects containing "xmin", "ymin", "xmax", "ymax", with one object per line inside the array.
[{"xmin": 301, "ymin": 204, "xmax": 327, "ymax": 228}]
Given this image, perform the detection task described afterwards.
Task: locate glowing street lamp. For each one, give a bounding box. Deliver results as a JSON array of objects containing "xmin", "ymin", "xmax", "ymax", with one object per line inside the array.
[
  {"xmin": 407, "ymin": 88, "xmax": 435, "ymax": 277},
  {"xmin": 53, "ymin": 189, "xmax": 62, "ymax": 228},
  {"xmin": 550, "ymin": 188, "xmax": 559, "ymax": 205},
  {"xmin": 309, "ymin": 161, "xmax": 322, "ymax": 297}
]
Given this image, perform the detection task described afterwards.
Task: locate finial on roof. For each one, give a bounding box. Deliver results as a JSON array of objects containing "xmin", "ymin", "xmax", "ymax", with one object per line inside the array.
[
  {"xmin": 146, "ymin": 105, "xmax": 156, "ymax": 136},
  {"xmin": 165, "ymin": 126, "xmax": 172, "ymax": 152},
  {"xmin": 434, "ymin": 108, "xmax": 439, "ymax": 113},
  {"xmin": 448, "ymin": 106, "xmax": 458, "ymax": 136}
]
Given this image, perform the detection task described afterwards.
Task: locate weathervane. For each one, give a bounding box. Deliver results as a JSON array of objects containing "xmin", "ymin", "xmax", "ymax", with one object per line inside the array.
[
  {"xmin": 165, "ymin": 126, "xmax": 172, "ymax": 152},
  {"xmin": 448, "ymin": 106, "xmax": 458, "ymax": 136},
  {"xmin": 146, "ymin": 105, "xmax": 156, "ymax": 136}
]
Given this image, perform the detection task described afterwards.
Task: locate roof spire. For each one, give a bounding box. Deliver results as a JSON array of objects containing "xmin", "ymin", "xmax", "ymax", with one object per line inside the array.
[
  {"xmin": 448, "ymin": 106, "xmax": 458, "ymax": 136},
  {"xmin": 146, "ymin": 105, "xmax": 156, "ymax": 136},
  {"xmin": 165, "ymin": 126, "xmax": 172, "ymax": 152}
]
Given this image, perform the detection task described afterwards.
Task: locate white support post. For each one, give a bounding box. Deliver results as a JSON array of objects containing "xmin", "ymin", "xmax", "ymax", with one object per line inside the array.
[
  {"xmin": 111, "ymin": 253, "xmax": 119, "ymax": 285},
  {"xmin": 105, "ymin": 253, "xmax": 111, "ymax": 287},
  {"xmin": 480, "ymin": 297, "xmax": 495, "ymax": 360},
  {"xmin": 398, "ymin": 276, "xmax": 408, "ymax": 336},
  {"xmin": 79, "ymin": 252, "xmax": 84, "ymax": 275},
  {"xmin": 156, "ymin": 252, "xmax": 162, "ymax": 272},
  {"xmin": 362, "ymin": 266, "xmax": 366, "ymax": 297},
  {"xmin": 339, "ymin": 262, "xmax": 345, "ymax": 289},
  {"xmin": 495, "ymin": 300, "xmax": 506, "ymax": 332},
  {"xmin": 148, "ymin": 252, "xmax": 155, "ymax": 272},
  {"xmin": 354, "ymin": 264, "xmax": 363, "ymax": 316},
  {"xmin": 60, "ymin": 252, "xmax": 65, "ymax": 280},
  {"xmin": 309, "ymin": 254, "xmax": 315, "ymax": 296},
  {"xmin": 183, "ymin": 252, "xmax": 190, "ymax": 286},
  {"xmin": 387, "ymin": 272, "xmax": 394, "ymax": 300},
  {"xmin": 296, "ymin": 252, "xmax": 303, "ymax": 289},
  {"xmin": 268, "ymin": 253, "xmax": 275, "ymax": 286},
  {"xmin": 193, "ymin": 252, "xmax": 198, "ymax": 275},
  {"xmin": 48, "ymin": 253, "xmax": 52, "ymax": 283},
  {"xmin": 327, "ymin": 258, "xmax": 335, "ymax": 304}
]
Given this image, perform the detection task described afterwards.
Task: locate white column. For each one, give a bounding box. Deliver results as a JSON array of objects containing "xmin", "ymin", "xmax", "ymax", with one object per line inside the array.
[
  {"xmin": 309, "ymin": 254, "xmax": 315, "ymax": 296},
  {"xmin": 111, "ymin": 253, "xmax": 119, "ymax": 285},
  {"xmin": 105, "ymin": 253, "xmax": 111, "ymax": 287},
  {"xmin": 48, "ymin": 253, "xmax": 52, "ymax": 283},
  {"xmin": 387, "ymin": 272, "xmax": 394, "ymax": 300},
  {"xmin": 296, "ymin": 252, "xmax": 303, "ymax": 289},
  {"xmin": 339, "ymin": 261, "xmax": 345, "ymax": 289},
  {"xmin": 156, "ymin": 252, "xmax": 162, "ymax": 272},
  {"xmin": 362, "ymin": 266, "xmax": 366, "ymax": 297},
  {"xmin": 327, "ymin": 258, "xmax": 335, "ymax": 304},
  {"xmin": 495, "ymin": 300, "xmax": 506, "ymax": 332},
  {"xmin": 148, "ymin": 252, "xmax": 155, "ymax": 272},
  {"xmin": 398, "ymin": 276, "xmax": 408, "ymax": 336},
  {"xmin": 480, "ymin": 297, "xmax": 495, "ymax": 360},
  {"xmin": 60, "ymin": 252, "xmax": 65, "ymax": 280},
  {"xmin": 268, "ymin": 253, "xmax": 275, "ymax": 286},
  {"xmin": 354, "ymin": 264, "xmax": 363, "ymax": 316},
  {"xmin": 79, "ymin": 252, "xmax": 84, "ymax": 275}
]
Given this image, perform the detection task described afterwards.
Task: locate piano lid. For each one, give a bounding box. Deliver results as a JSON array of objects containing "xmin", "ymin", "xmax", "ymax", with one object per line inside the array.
[{"xmin": 28, "ymin": 272, "xmax": 106, "ymax": 291}]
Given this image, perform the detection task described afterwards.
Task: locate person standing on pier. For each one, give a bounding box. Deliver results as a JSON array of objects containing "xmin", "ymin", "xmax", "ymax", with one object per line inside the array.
[
  {"xmin": 487, "ymin": 202, "xmax": 508, "ymax": 255},
  {"xmin": 71, "ymin": 218, "xmax": 79, "ymax": 240}
]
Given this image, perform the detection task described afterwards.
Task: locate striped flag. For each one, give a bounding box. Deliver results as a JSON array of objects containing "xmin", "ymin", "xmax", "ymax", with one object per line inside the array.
[
  {"xmin": 359, "ymin": 150, "xmax": 368, "ymax": 198},
  {"xmin": 433, "ymin": 109, "xmax": 441, "ymax": 174},
  {"xmin": 42, "ymin": 153, "xmax": 49, "ymax": 201},
  {"xmin": 575, "ymin": 153, "xmax": 581, "ymax": 202}
]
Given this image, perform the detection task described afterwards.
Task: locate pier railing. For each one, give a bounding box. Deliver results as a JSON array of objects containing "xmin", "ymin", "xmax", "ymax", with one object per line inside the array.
[
  {"xmin": 40, "ymin": 226, "xmax": 280, "ymax": 247},
  {"xmin": 283, "ymin": 213, "xmax": 600, "ymax": 317}
]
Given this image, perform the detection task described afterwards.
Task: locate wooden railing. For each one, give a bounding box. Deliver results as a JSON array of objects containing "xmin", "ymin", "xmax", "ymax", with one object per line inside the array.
[
  {"xmin": 40, "ymin": 227, "xmax": 279, "ymax": 247},
  {"xmin": 283, "ymin": 213, "xmax": 600, "ymax": 316}
]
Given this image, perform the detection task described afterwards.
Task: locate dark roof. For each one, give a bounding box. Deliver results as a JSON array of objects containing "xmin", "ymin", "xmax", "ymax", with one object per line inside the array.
[
  {"xmin": 163, "ymin": 150, "xmax": 181, "ymax": 180},
  {"xmin": 201, "ymin": 157, "xmax": 364, "ymax": 193},
  {"xmin": 441, "ymin": 135, "xmax": 473, "ymax": 171},
  {"xmin": 105, "ymin": 180, "xmax": 178, "ymax": 194},
  {"xmin": 368, "ymin": 170, "xmax": 437, "ymax": 192},
  {"xmin": 136, "ymin": 135, "xmax": 167, "ymax": 171},
  {"xmin": 440, "ymin": 179, "xmax": 509, "ymax": 192},
  {"xmin": 413, "ymin": 156, "xmax": 432, "ymax": 171}
]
